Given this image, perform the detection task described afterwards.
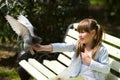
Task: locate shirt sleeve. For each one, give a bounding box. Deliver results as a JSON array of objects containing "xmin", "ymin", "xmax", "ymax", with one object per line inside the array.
[
  {"xmin": 51, "ymin": 42, "xmax": 76, "ymax": 52},
  {"xmin": 89, "ymin": 46, "xmax": 110, "ymax": 74}
]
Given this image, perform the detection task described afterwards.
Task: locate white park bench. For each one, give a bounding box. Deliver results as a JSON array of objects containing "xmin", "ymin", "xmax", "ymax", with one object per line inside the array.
[{"xmin": 19, "ymin": 23, "xmax": 120, "ymax": 80}]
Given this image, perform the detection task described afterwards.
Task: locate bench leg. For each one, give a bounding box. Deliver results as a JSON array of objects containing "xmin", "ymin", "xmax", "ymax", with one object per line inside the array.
[{"xmin": 18, "ymin": 66, "xmax": 31, "ymax": 80}]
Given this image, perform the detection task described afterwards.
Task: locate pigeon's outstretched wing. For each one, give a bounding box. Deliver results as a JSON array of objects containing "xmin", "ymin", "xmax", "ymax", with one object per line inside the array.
[
  {"xmin": 5, "ymin": 15, "xmax": 32, "ymax": 49},
  {"xmin": 5, "ymin": 15, "xmax": 30, "ymax": 38},
  {"xmin": 17, "ymin": 15, "xmax": 42, "ymax": 45},
  {"xmin": 17, "ymin": 15, "xmax": 35, "ymax": 36}
]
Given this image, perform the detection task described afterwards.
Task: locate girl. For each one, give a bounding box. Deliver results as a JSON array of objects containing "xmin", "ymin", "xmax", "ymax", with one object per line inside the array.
[{"xmin": 32, "ymin": 19, "xmax": 110, "ymax": 80}]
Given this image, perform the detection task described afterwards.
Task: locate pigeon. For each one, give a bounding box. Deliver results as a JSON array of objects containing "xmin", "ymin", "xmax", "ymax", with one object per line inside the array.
[{"xmin": 5, "ymin": 15, "xmax": 42, "ymax": 55}]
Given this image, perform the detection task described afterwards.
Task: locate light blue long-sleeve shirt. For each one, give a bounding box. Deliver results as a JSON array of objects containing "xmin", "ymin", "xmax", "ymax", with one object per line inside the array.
[{"xmin": 51, "ymin": 42, "xmax": 110, "ymax": 80}]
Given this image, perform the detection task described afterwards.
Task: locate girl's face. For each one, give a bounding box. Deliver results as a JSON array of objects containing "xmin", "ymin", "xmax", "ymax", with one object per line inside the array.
[{"xmin": 78, "ymin": 30, "xmax": 95, "ymax": 45}]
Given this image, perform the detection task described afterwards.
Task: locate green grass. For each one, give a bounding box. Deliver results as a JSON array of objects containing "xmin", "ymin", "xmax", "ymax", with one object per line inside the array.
[
  {"xmin": 0, "ymin": 66, "xmax": 36, "ymax": 80},
  {"xmin": 0, "ymin": 66, "xmax": 20, "ymax": 80}
]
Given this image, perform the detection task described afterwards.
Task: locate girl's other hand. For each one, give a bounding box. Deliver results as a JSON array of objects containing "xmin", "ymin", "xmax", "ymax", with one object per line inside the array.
[{"xmin": 81, "ymin": 52, "xmax": 91, "ymax": 65}]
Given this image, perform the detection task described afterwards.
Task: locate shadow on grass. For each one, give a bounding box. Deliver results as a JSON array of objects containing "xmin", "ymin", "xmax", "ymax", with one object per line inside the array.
[{"xmin": 0, "ymin": 53, "xmax": 18, "ymax": 68}]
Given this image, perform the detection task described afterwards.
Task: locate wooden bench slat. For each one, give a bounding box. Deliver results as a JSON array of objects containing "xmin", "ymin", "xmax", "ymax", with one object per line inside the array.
[
  {"xmin": 103, "ymin": 43, "xmax": 120, "ymax": 59},
  {"xmin": 58, "ymin": 54, "xmax": 71, "ymax": 66},
  {"xmin": 19, "ymin": 60, "xmax": 47, "ymax": 80},
  {"xmin": 62, "ymin": 52, "xmax": 74, "ymax": 59},
  {"xmin": 28, "ymin": 58, "xmax": 56, "ymax": 78},
  {"xmin": 103, "ymin": 33, "xmax": 120, "ymax": 47},
  {"xmin": 72, "ymin": 23, "xmax": 79, "ymax": 28},
  {"xmin": 106, "ymin": 72, "xmax": 120, "ymax": 80},
  {"xmin": 43, "ymin": 60, "xmax": 66, "ymax": 74},
  {"xmin": 67, "ymin": 29, "xmax": 79, "ymax": 40},
  {"xmin": 109, "ymin": 58, "xmax": 120, "ymax": 73},
  {"xmin": 64, "ymin": 36, "xmax": 77, "ymax": 43}
]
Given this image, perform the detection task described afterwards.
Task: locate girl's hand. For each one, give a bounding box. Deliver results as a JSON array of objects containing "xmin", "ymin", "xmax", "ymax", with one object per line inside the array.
[
  {"xmin": 32, "ymin": 44, "xmax": 53, "ymax": 52},
  {"xmin": 81, "ymin": 52, "xmax": 91, "ymax": 65},
  {"xmin": 32, "ymin": 44, "xmax": 42, "ymax": 51}
]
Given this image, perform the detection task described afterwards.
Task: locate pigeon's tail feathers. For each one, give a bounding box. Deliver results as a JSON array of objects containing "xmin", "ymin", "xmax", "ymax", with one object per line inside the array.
[{"xmin": 17, "ymin": 15, "xmax": 35, "ymax": 36}]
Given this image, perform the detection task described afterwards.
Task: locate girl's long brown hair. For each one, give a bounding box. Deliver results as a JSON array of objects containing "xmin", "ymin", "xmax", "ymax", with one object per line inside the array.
[{"xmin": 76, "ymin": 19, "xmax": 103, "ymax": 59}]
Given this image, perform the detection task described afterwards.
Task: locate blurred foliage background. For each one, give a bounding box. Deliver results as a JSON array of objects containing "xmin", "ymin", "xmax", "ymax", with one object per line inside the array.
[{"xmin": 0, "ymin": 0, "xmax": 120, "ymax": 46}]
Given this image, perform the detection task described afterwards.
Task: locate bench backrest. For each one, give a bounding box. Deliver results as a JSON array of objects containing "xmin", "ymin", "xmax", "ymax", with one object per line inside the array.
[{"xmin": 63, "ymin": 23, "xmax": 120, "ymax": 80}]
